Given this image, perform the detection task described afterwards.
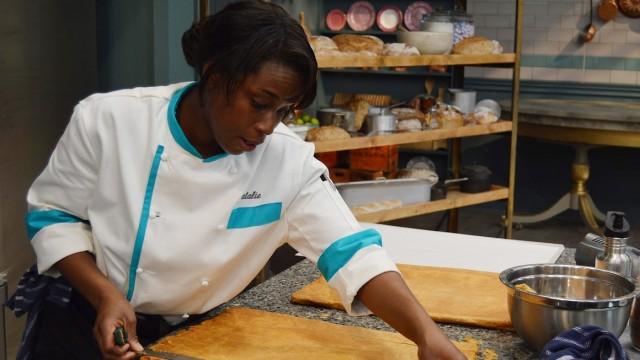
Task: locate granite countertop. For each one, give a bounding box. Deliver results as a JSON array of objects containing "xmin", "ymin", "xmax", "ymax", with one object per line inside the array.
[
  {"xmin": 203, "ymin": 248, "xmax": 639, "ymax": 359},
  {"xmin": 213, "ymin": 248, "xmax": 640, "ymax": 359}
]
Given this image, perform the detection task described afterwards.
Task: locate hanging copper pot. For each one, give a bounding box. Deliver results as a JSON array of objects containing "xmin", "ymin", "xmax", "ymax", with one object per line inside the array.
[
  {"xmin": 618, "ymin": 0, "xmax": 640, "ymax": 18},
  {"xmin": 598, "ymin": 0, "xmax": 618, "ymax": 21}
]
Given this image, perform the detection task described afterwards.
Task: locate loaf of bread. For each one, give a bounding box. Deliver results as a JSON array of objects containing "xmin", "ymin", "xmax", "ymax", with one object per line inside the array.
[
  {"xmin": 332, "ymin": 34, "xmax": 384, "ymax": 55},
  {"xmin": 391, "ymin": 107, "xmax": 425, "ymax": 121},
  {"xmin": 397, "ymin": 119, "xmax": 423, "ymax": 132},
  {"xmin": 309, "ymin": 35, "xmax": 338, "ymax": 50},
  {"xmin": 305, "ymin": 126, "xmax": 351, "ymax": 141},
  {"xmin": 432, "ymin": 104, "xmax": 464, "ymax": 129},
  {"xmin": 453, "ymin": 36, "xmax": 503, "ymax": 55},
  {"xmin": 464, "ymin": 110, "xmax": 499, "ymax": 126},
  {"xmin": 382, "ymin": 43, "xmax": 420, "ymax": 56}
]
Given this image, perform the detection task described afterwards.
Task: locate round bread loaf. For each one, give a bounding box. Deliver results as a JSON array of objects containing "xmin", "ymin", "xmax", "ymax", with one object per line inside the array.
[
  {"xmin": 453, "ymin": 36, "xmax": 503, "ymax": 55},
  {"xmin": 309, "ymin": 36, "xmax": 338, "ymax": 52},
  {"xmin": 305, "ymin": 126, "xmax": 351, "ymax": 141},
  {"xmin": 332, "ymin": 34, "xmax": 384, "ymax": 55}
]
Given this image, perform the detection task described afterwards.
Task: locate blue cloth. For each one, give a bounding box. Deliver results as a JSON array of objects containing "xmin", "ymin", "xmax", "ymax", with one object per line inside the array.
[
  {"xmin": 541, "ymin": 325, "xmax": 628, "ymax": 360},
  {"xmin": 5, "ymin": 265, "xmax": 73, "ymax": 360}
]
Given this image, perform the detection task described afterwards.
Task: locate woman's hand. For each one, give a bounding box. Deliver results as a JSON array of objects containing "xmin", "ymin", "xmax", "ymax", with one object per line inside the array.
[
  {"xmin": 417, "ymin": 337, "xmax": 468, "ymax": 360},
  {"xmin": 55, "ymin": 252, "xmax": 145, "ymax": 359},
  {"xmin": 94, "ymin": 292, "xmax": 144, "ymax": 360}
]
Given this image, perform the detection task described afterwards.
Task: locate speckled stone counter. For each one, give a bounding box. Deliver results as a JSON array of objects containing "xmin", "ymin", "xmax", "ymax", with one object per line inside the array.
[{"xmin": 214, "ymin": 248, "xmax": 640, "ymax": 359}]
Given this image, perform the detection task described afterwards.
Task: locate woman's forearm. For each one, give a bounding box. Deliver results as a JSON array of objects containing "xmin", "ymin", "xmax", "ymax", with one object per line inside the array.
[
  {"xmin": 356, "ymin": 271, "xmax": 466, "ymax": 359},
  {"xmin": 55, "ymin": 251, "xmax": 123, "ymax": 309},
  {"xmin": 356, "ymin": 271, "xmax": 432, "ymax": 344}
]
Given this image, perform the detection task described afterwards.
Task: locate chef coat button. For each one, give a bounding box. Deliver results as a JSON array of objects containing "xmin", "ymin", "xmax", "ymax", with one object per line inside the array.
[
  {"xmin": 201, "ymin": 279, "xmax": 209, "ymax": 287},
  {"xmin": 150, "ymin": 210, "xmax": 161, "ymax": 219},
  {"xmin": 136, "ymin": 268, "xmax": 143, "ymax": 274},
  {"xmin": 229, "ymin": 167, "xmax": 238, "ymax": 174},
  {"xmin": 182, "ymin": 313, "xmax": 190, "ymax": 319},
  {"xmin": 217, "ymin": 224, "xmax": 225, "ymax": 230},
  {"xmin": 160, "ymin": 153, "xmax": 168, "ymax": 162}
]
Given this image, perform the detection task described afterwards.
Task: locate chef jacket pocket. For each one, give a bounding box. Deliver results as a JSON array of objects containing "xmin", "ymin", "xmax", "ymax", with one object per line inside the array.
[{"xmin": 227, "ymin": 202, "xmax": 282, "ymax": 229}]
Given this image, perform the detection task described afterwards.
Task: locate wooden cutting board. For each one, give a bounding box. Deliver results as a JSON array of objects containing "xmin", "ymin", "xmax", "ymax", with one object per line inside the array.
[
  {"xmin": 291, "ymin": 264, "xmax": 511, "ymax": 329},
  {"xmin": 143, "ymin": 307, "xmax": 480, "ymax": 359}
]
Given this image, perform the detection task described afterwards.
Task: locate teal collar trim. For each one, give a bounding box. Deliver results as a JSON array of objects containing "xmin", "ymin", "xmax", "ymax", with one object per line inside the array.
[
  {"xmin": 203, "ymin": 152, "xmax": 229, "ymax": 163},
  {"xmin": 167, "ymin": 82, "xmax": 229, "ymax": 163}
]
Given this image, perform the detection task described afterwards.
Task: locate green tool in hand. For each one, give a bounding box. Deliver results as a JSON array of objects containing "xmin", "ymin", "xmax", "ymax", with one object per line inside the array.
[{"xmin": 114, "ymin": 326, "xmax": 128, "ymax": 346}]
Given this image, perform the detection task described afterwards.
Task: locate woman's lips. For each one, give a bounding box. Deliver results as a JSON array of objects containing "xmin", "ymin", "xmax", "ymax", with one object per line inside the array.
[{"xmin": 240, "ymin": 137, "xmax": 258, "ymax": 151}]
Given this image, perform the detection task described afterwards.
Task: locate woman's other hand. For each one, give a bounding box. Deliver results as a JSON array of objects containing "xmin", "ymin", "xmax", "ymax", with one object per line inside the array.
[
  {"xmin": 94, "ymin": 292, "xmax": 144, "ymax": 359},
  {"xmin": 417, "ymin": 336, "xmax": 468, "ymax": 360}
]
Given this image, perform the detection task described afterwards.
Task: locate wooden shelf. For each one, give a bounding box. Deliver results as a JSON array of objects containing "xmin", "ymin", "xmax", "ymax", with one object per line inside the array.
[
  {"xmin": 355, "ymin": 186, "xmax": 509, "ymax": 223},
  {"xmin": 320, "ymin": 68, "xmax": 450, "ymax": 77},
  {"xmin": 312, "ymin": 121, "xmax": 512, "ymax": 153},
  {"xmin": 320, "ymin": 29, "xmax": 397, "ymax": 36},
  {"xmin": 316, "ymin": 54, "xmax": 516, "ymax": 68}
]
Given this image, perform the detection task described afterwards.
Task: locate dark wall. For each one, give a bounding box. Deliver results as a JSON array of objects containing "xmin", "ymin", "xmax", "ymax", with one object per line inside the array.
[{"xmin": 0, "ymin": 1, "xmax": 98, "ymax": 356}]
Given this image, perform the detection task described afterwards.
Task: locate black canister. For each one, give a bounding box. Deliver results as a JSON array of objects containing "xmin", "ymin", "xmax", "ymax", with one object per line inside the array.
[{"xmin": 460, "ymin": 165, "xmax": 492, "ymax": 193}]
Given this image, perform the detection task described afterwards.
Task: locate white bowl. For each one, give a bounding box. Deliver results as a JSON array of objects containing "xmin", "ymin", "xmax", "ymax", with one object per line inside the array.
[
  {"xmin": 287, "ymin": 124, "xmax": 311, "ymax": 140},
  {"xmin": 397, "ymin": 31, "xmax": 453, "ymax": 55}
]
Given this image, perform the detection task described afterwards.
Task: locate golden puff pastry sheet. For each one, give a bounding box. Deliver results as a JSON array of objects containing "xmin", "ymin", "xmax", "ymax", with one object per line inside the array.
[
  {"xmin": 291, "ymin": 264, "xmax": 512, "ymax": 330},
  {"xmin": 147, "ymin": 307, "xmax": 480, "ymax": 359}
]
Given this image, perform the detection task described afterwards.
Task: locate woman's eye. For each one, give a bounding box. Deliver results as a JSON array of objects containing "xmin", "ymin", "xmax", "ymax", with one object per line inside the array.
[
  {"xmin": 276, "ymin": 106, "xmax": 292, "ymax": 120},
  {"xmin": 251, "ymin": 99, "xmax": 270, "ymax": 110}
]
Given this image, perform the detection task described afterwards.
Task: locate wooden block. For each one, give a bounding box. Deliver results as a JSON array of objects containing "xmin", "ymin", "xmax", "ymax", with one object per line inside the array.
[
  {"xmin": 349, "ymin": 145, "xmax": 398, "ymax": 172},
  {"xmin": 315, "ymin": 152, "xmax": 339, "ymax": 168}
]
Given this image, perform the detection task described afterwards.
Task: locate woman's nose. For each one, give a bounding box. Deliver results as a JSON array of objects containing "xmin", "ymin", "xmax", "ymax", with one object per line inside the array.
[{"xmin": 254, "ymin": 112, "xmax": 278, "ymax": 136}]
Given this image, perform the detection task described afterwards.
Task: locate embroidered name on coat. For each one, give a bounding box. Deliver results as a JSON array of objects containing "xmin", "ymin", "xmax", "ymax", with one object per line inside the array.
[{"xmin": 241, "ymin": 191, "xmax": 262, "ymax": 200}]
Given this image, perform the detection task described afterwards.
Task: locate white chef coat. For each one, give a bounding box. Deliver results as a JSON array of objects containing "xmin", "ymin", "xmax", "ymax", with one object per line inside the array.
[{"xmin": 26, "ymin": 82, "xmax": 398, "ymax": 317}]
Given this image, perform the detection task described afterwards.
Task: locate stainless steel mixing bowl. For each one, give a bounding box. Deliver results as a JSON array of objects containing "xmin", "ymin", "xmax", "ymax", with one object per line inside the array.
[{"xmin": 499, "ymin": 264, "xmax": 636, "ymax": 350}]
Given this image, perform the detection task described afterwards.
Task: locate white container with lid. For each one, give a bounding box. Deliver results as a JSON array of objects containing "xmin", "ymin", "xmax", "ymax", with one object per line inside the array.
[{"xmin": 420, "ymin": 12, "xmax": 454, "ymax": 33}]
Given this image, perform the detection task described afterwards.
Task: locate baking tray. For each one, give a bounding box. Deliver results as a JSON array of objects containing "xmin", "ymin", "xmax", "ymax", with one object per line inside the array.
[{"xmin": 336, "ymin": 178, "xmax": 431, "ymax": 207}]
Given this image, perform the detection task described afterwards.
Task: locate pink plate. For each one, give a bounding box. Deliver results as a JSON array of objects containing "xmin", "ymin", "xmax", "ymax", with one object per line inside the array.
[
  {"xmin": 326, "ymin": 9, "xmax": 347, "ymax": 31},
  {"xmin": 376, "ymin": 5, "xmax": 403, "ymax": 32},
  {"xmin": 404, "ymin": 1, "xmax": 434, "ymax": 31},
  {"xmin": 347, "ymin": 1, "xmax": 376, "ymax": 31}
]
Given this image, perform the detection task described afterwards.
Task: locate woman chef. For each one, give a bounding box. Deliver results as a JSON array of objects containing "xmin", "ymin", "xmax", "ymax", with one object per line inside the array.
[{"xmin": 12, "ymin": 1, "xmax": 466, "ymax": 359}]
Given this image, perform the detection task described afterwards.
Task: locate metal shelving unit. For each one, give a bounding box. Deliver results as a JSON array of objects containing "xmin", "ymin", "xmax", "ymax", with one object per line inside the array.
[{"xmin": 312, "ymin": 0, "xmax": 523, "ymax": 238}]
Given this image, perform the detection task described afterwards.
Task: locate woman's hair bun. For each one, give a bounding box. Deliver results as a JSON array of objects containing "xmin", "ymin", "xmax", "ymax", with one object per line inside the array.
[{"xmin": 181, "ymin": 21, "xmax": 202, "ymax": 69}]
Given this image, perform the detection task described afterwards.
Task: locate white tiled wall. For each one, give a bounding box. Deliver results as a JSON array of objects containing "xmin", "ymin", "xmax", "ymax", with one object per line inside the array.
[{"xmin": 467, "ymin": 0, "xmax": 640, "ymax": 85}]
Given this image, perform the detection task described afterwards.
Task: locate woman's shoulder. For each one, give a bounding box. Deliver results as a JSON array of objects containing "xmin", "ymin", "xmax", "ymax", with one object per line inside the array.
[
  {"xmin": 271, "ymin": 123, "xmax": 314, "ymax": 151},
  {"xmin": 258, "ymin": 123, "xmax": 315, "ymax": 162},
  {"xmin": 77, "ymin": 83, "xmax": 190, "ymax": 110}
]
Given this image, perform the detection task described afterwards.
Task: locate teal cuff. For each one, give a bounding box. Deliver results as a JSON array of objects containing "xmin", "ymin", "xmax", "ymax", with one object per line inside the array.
[
  {"xmin": 25, "ymin": 210, "xmax": 87, "ymax": 240},
  {"xmin": 318, "ymin": 228, "xmax": 382, "ymax": 281}
]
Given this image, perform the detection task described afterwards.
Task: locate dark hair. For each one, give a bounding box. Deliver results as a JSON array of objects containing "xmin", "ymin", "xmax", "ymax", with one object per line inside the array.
[{"xmin": 181, "ymin": 1, "xmax": 317, "ymax": 109}]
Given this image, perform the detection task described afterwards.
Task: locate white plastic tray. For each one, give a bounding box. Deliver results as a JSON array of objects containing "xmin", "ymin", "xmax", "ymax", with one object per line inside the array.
[{"xmin": 336, "ymin": 178, "xmax": 431, "ymax": 207}]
